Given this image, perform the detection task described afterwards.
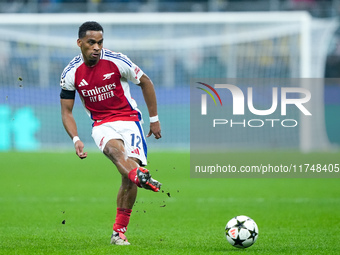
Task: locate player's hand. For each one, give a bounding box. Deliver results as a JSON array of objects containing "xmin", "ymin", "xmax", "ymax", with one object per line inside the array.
[
  {"xmin": 74, "ymin": 140, "xmax": 88, "ymax": 159},
  {"xmin": 147, "ymin": 121, "xmax": 161, "ymax": 139}
]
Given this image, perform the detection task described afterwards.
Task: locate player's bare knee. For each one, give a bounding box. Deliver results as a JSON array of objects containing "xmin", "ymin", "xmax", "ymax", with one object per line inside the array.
[{"xmin": 103, "ymin": 145, "xmax": 125, "ymax": 164}]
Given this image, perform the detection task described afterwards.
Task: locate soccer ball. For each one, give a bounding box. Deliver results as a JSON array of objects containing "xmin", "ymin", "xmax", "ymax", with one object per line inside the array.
[{"xmin": 225, "ymin": 215, "xmax": 259, "ymax": 248}]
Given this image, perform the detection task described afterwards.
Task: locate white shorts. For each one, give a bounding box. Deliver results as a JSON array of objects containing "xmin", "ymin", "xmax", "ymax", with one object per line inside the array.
[{"xmin": 91, "ymin": 121, "xmax": 148, "ymax": 166}]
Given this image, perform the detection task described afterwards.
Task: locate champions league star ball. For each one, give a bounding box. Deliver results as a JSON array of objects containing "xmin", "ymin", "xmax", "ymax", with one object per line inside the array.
[{"xmin": 225, "ymin": 215, "xmax": 259, "ymax": 248}]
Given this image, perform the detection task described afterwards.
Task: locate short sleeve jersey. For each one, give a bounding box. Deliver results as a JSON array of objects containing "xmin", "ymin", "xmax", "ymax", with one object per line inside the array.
[{"xmin": 60, "ymin": 48, "xmax": 144, "ymax": 127}]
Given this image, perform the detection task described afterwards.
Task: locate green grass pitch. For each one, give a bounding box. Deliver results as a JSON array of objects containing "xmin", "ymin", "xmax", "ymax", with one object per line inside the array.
[{"xmin": 0, "ymin": 151, "xmax": 339, "ymax": 254}]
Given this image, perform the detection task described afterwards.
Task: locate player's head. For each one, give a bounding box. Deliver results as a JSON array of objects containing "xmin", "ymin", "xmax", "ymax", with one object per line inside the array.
[
  {"xmin": 78, "ymin": 21, "xmax": 103, "ymax": 39},
  {"xmin": 77, "ymin": 21, "xmax": 104, "ymax": 67}
]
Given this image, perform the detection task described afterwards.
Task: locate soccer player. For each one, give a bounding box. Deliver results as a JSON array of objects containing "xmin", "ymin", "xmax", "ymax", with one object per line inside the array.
[{"xmin": 59, "ymin": 21, "xmax": 162, "ymax": 245}]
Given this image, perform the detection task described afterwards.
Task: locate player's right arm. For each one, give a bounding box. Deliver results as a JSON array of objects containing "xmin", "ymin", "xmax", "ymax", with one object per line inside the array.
[
  {"xmin": 60, "ymin": 96, "xmax": 87, "ymax": 159},
  {"xmin": 60, "ymin": 56, "xmax": 87, "ymax": 159}
]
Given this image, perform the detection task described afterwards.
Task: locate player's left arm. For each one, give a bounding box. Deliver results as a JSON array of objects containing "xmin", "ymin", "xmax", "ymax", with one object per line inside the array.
[{"xmin": 138, "ymin": 74, "xmax": 161, "ymax": 139}]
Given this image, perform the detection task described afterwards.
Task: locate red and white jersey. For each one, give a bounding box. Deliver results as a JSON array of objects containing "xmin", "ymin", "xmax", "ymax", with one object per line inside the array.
[{"xmin": 60, "ymin": 48, "xmax": 144, "ymax": 127}]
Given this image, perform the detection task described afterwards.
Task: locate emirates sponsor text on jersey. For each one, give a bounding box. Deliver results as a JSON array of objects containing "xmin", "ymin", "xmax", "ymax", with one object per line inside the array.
[{"xmin": 81, "ymin": 83, "xmax": 116, "ymax": 102}]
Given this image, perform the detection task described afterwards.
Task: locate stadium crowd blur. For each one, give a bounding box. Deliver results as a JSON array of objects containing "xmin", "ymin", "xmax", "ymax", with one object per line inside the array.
[
  {"xmin": 0, "ymin": 0, "xmax": 339, "ymax": 147},
  {"xmin": 0, "ymin": 0, "xmax": 337, "ymax": 16},
  {"xmin": 1, "ymin": 0, "xmax": 340, "ymax": 79}
]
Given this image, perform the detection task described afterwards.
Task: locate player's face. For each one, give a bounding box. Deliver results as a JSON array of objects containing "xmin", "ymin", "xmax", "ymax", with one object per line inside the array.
[{"xmin": 77, "ymin": 30, "xmax": 103, "ymax": 66}]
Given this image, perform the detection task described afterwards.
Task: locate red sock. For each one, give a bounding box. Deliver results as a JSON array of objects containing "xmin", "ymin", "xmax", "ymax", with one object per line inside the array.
[
  {"xmin": 113, "ymin": 208, "xmax": 132, "ymax": 233},
  {"xmin": 128, "ymin": 167, "xmax": 141, "ymax": 187}
]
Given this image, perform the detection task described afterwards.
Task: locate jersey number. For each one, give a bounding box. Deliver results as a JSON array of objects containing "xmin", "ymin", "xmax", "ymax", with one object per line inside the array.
[{"xmin": 130, "ymin": 134, "xmax": 141, "ymax": 149}]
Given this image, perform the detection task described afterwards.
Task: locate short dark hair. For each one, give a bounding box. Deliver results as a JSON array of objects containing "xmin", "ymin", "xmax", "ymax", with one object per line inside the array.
[{"xmin": 78, "ymin": 21, "xmax": 103, "ymax": 39}]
